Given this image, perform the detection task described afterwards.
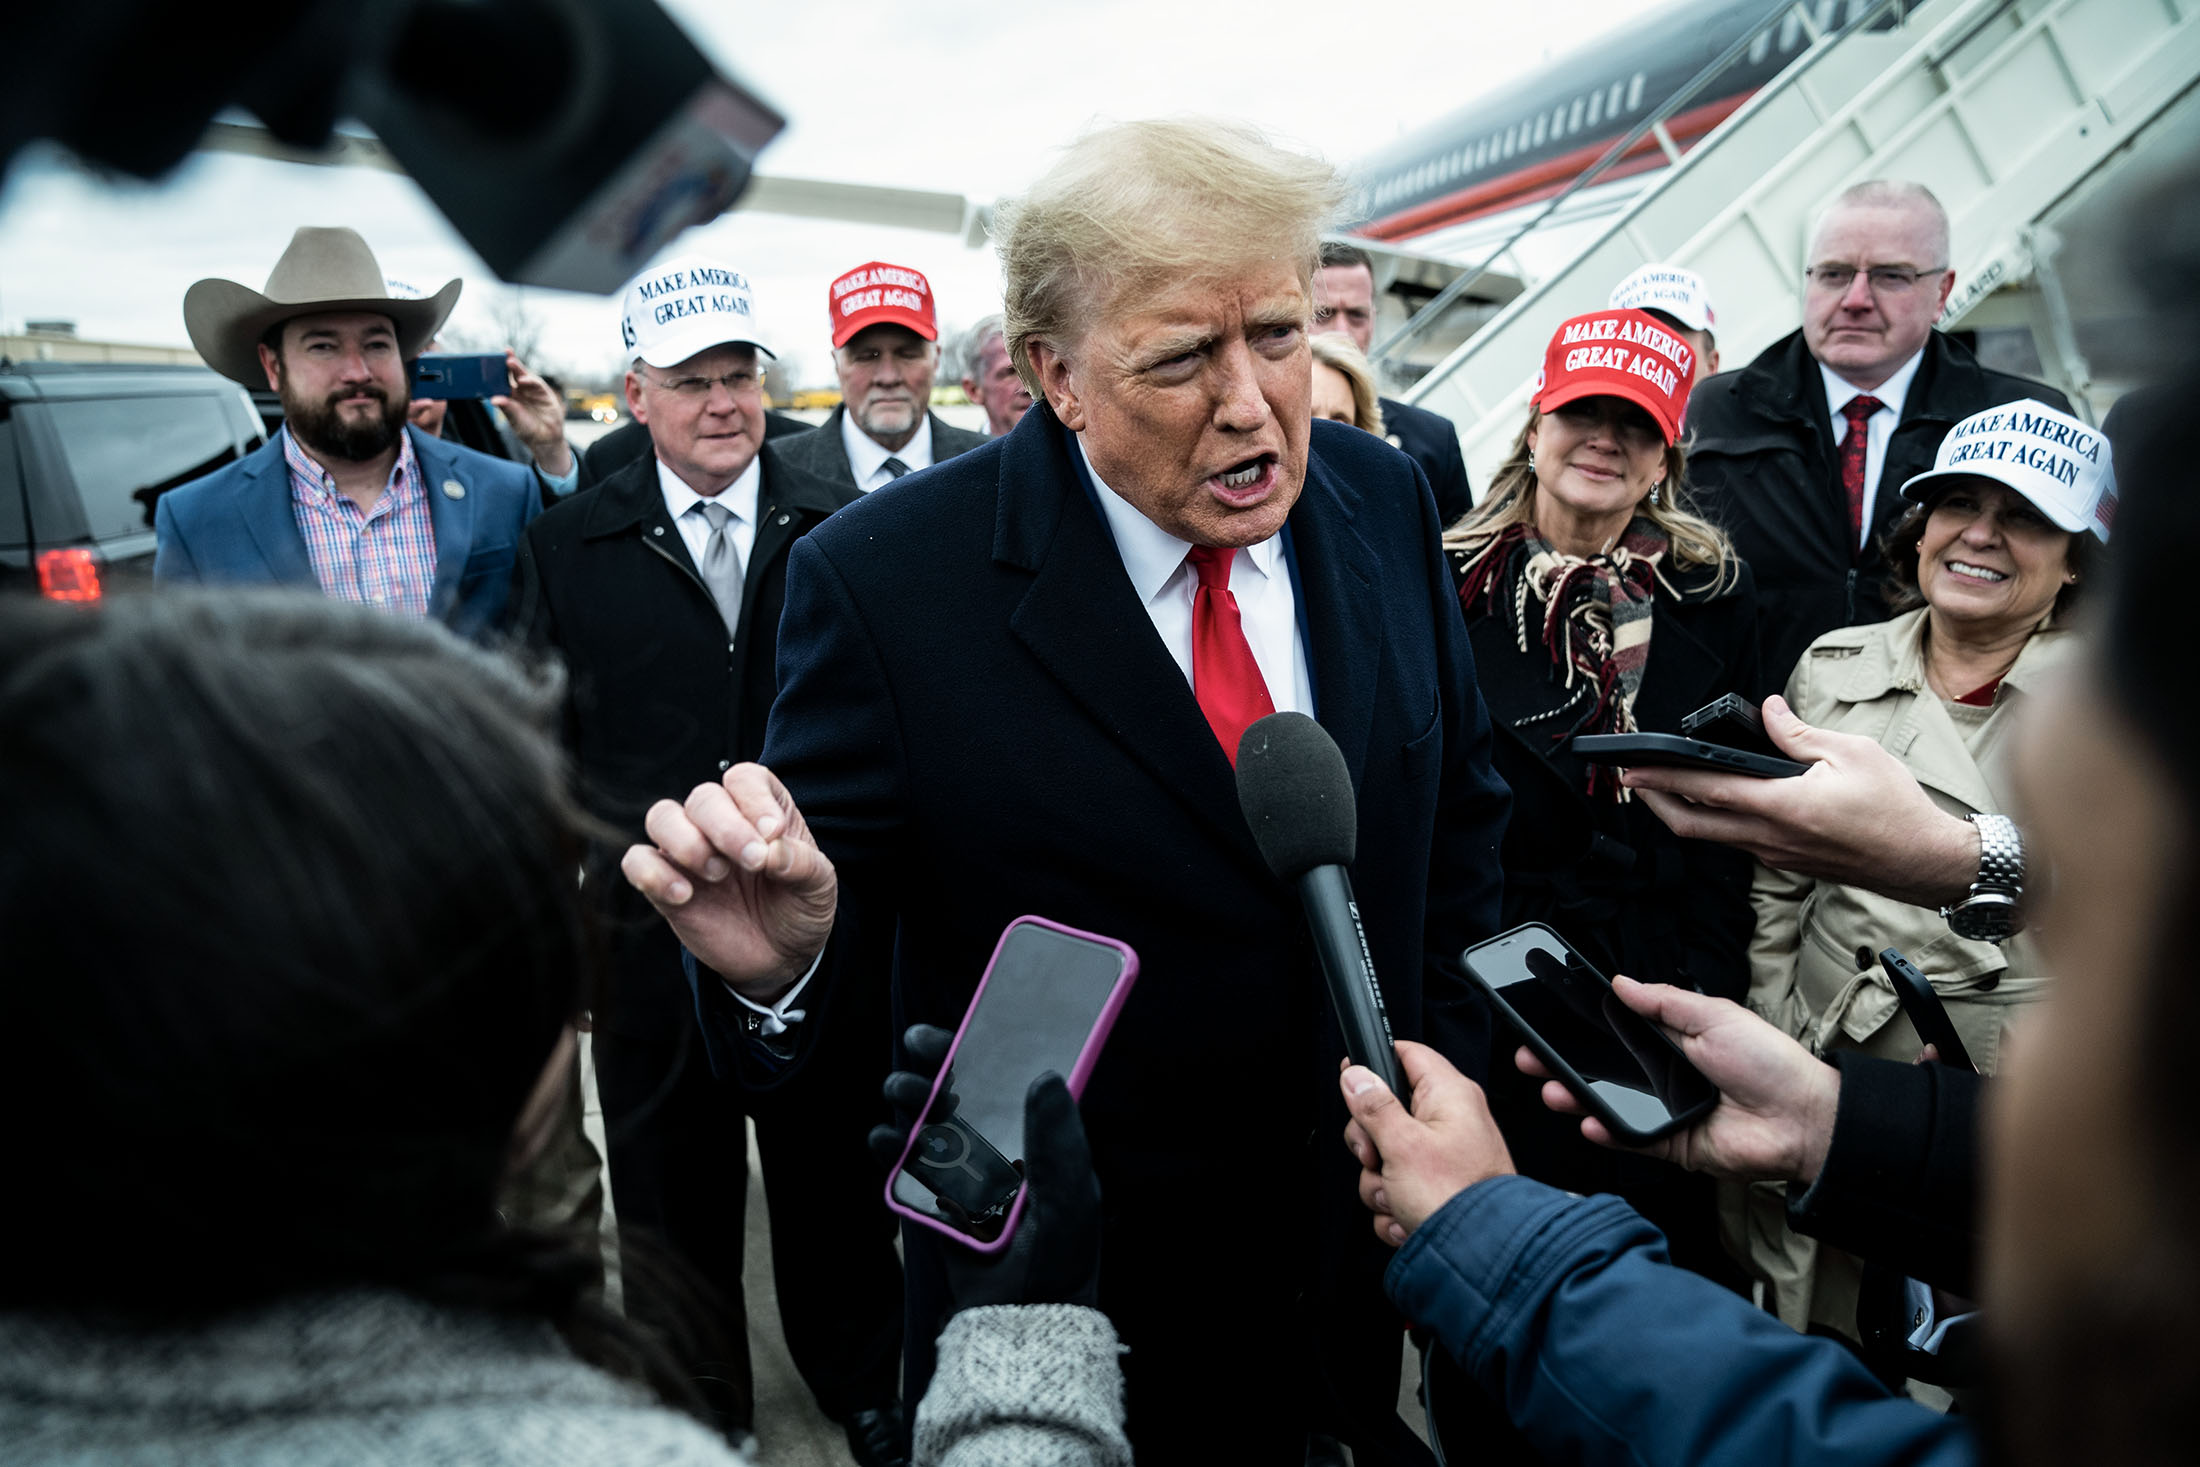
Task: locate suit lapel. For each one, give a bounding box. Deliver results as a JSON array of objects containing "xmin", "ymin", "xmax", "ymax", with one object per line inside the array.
[
  {"xmin": 999, "ymin": 412, "xmax": 1266, "ymax": 872},
  {"xmin": 414, "ymin": 431, "xmax": 478, "ymax": 617},
  {"xmin": 238, "ymin": 437, "xmax": 318, "ymax": 585},
  {"xmin": 741, "ymin": 456, "xmax": 853, "ymax": 629},
  {"xmin": 1288, "ymin": 454, "xmax": 1383, "ymax": 793}
]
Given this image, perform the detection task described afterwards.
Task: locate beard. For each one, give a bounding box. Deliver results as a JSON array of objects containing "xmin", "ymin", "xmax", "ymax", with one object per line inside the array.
[{"xmin": 282, "ymin": 378, "xmax": 409, "ymax": 463}]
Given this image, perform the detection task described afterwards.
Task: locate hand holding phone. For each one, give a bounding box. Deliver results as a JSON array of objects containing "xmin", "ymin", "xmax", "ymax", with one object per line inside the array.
[
  {"xmin": 872, "ymin": 1027, "xmax": 1104, "ymax": 1308},
  {"xmin": 1879, "ymin": 948, "xmax": 1977, "ymax": 1073},
  {"xmin": 1513, "ymin": 977, "xmax": 1844, "ymax": 1183},
  {"xmin": 882, "ymin": 918, "xmax": 1137, "ymax": 1253},
  {"xmin": 1465, "ymin": 923, "xmax": 1720, "ymax": 1144}
]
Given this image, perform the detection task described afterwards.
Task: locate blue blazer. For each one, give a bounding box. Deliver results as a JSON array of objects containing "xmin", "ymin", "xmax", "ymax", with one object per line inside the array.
[
  {"xmin": 709, "ymin": 405, "xmax": 1511, "ymax": 1455},
  {"xmin": 153, "ymin": 428, "xmax": 540, "ymax": 641}
]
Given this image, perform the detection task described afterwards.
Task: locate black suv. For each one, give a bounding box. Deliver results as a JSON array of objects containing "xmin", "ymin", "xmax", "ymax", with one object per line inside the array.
[{"xmin": 0, "ymin": 360, "xmax": 266, "ymax": 598}]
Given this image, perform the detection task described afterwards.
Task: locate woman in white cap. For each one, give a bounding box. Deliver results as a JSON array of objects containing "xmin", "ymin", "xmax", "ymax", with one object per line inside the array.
[
  {"xmin": 1441, "ymin": 308, "xmax": 1758, "ymax": 1291},
  {"xmin": 1739, "ymin": 397, "xmax": 2107, "ymax": 1342}
]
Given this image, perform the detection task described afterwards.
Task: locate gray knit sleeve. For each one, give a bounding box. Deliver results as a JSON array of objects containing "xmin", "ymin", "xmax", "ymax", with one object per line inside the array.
[{"xmin": 912, "ymin": 1305, "xmax": 1130, "ymax": 1467}]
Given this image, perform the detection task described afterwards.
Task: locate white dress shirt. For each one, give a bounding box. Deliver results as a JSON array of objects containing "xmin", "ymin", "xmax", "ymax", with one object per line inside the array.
[
  {"xmin": 1821, "ymin": 348, "xmax": 1924, "ymax": 549},
  {"xmin": 1077, "ymin": 436, "xmax": 1313, "ymax": 718},
  {"xmin": 841, "ymin": 409, "xmax": 934, "ymax": 493},
  {"xmin": 657, "ymin": 453, "xmax": 761, "ymax": 590}
]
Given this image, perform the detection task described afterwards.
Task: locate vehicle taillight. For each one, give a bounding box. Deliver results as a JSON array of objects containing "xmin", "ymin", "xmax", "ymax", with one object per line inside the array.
[{"xmin": 36, "ymin": 547, "xmax": 103, "ymax": 602}]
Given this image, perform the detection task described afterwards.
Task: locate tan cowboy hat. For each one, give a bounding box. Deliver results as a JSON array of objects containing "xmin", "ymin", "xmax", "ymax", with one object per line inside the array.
[{"xmin": 183, "ymin": 226, "xmax": 461, "ymax": 387}]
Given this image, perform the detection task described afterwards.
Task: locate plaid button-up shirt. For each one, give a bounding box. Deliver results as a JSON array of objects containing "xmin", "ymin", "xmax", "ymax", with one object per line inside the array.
[{"xmin": 283, "ymin": 426, "xmax": 437, "ymax": 619}]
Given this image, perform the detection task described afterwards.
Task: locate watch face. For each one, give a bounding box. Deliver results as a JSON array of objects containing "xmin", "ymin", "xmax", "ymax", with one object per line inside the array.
[{"xmin": 1949, "ymin": 893, "xmax": 2020, "ymax": 943}]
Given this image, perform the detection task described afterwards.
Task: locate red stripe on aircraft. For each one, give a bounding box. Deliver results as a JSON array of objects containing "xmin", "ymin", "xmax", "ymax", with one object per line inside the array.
[{"xmin": 1359, "ymin": 92, "xmax": 1756, "ymax": 242}]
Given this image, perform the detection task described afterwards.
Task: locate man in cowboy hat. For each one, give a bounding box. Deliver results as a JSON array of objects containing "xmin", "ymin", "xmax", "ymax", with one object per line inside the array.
[{"xmin": 154, "ymin": 226, "xmax": 543, "ymax": 641}]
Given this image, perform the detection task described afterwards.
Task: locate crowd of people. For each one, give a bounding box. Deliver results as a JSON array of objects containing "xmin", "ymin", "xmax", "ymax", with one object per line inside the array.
[{"xmin": 4, "ymin": 111, "xmax": 2193, "ymax": 1467}]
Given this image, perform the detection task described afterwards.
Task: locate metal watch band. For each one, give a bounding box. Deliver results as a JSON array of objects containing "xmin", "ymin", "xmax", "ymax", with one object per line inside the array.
[{"xmin": 1968, "ymin": 812, "xmax": 2025, "ymax": 899}]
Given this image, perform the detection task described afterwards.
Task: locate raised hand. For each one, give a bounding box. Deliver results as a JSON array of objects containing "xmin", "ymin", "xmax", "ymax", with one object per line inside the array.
[
  {"xmin": 492, "ymin": 350, "xmax": 575, "ymax": 477},
  {"xmin": 1623, "ymin": 694, "xmax": 1979, "ymax": 909},
  {"xmin": 620, "ymin": 763, "xmax": 836, "ymax": 1000},
  {"xmin": 1518, "ymin": 976, "xmax": 1840, "ymax": 1184}
]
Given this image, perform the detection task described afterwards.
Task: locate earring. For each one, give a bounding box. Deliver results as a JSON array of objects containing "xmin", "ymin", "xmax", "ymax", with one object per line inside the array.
[{"xmin": 1649, "ymin": 480, "xmax": 1664, "ymax": 505}]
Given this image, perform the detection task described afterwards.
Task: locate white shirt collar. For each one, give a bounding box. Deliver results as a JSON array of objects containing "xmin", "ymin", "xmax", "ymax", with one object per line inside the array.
[
  {"xmin": 840, "ymin": 408, "xmax": 933, "ymax": 489},
  {"xmin": 1074, "ymin": 434, "xmax": 1286, "ymax": 603},
  {"xmin": 1820, "ymin": 345, "xmax": 1925, "ymax": 421},
  {"xmin": 656, "ymin": 450, "xmax": 761, "ymax": 527}
]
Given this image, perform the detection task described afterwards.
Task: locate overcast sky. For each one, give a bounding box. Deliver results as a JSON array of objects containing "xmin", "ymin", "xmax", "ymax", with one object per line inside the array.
[{"xmin": 0, "ymin": 0, "xmax": 1642, "ymax": 388}]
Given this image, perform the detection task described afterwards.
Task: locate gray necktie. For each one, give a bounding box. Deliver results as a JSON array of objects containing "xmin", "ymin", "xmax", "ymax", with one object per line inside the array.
[
  {"xmin": 881, "ymin": 456, "xmax": 911, "ymax": 480},
  {"xmin": 688, "ymin": 500, "xmax": 744, "ymax": 634}
]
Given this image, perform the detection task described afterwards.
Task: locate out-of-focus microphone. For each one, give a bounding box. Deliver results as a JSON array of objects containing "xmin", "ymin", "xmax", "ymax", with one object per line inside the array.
[{"xmin": 1235, "ymin": 711, "xmax": 1407, "ymax": 1101}]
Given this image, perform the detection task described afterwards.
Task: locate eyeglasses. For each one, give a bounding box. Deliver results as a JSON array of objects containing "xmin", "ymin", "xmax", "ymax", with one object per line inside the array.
[
  {"xmin": 1804, "ymin": 264, "xmax": 1948, "ymax": 295},
  {"xmin": 645, "ymin": 369, "xmax": 759, "ymax": 397}
]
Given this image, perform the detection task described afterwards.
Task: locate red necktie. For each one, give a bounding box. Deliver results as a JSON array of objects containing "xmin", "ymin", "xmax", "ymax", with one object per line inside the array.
[
  {"xmin": 1839, "ymin": 394, "xmax": 1885, "ymax": 551},
  {"xmin": 1187, "ymin": 544, "xmax": 1275, "ymax": 766}
]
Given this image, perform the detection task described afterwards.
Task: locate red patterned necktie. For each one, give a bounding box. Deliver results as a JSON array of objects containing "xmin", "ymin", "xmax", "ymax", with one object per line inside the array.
[
  {"xmin": 1840, "ymin": 394, "xmax": 1885, "ymax": 550},
  {"xmin": 1186, "ymin": 544, "xmax": 1275, "ymax": 766}
]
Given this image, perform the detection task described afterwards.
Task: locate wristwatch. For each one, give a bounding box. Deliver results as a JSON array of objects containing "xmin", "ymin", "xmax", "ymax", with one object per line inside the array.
[{"xmin": 1942, "ymin": 812, "xmax": 2026, "ymax": 943}]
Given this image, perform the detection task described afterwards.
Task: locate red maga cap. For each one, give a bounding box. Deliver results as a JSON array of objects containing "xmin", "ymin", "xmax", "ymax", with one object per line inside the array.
[
  {"xmin": 1532, "ymin": 308, "xmax": 1696, "ymax": 444},
  {"xmin": 828, "ymin": 260, "xmax": 936, "ymax": 348}
]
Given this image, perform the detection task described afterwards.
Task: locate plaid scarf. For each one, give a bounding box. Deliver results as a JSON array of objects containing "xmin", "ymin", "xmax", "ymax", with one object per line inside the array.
[{"xmin": 1455, "ymin": 517, "xmax": 1672, "ymax": 795}]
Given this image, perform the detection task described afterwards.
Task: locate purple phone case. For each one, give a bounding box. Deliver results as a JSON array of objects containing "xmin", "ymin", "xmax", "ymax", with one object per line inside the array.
[{"xmin": 882, "ymin": 915, "xmax": 1139, "ymax": 1253}]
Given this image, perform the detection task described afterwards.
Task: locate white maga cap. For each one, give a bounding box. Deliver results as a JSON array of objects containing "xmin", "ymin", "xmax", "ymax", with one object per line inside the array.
[
  {"xmin": 620, "ymin": 255, "xmax": 773, "ymax": 368},
  {"xmin": 1609, "ymin": 264, "xmax": 1716, "ymax": 334},
  {"xmin": 1899, "ymin": 398, "xmax": 2115, "ymax": 542}
]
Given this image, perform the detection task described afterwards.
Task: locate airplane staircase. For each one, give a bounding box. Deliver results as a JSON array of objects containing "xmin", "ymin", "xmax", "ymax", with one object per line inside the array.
[{"xmin": 1397, "ymin": 0, "xmax": 2200, "ymax": 488}]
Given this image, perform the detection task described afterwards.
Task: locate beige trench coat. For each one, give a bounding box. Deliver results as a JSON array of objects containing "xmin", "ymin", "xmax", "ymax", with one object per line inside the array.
[{"xmin": 1729, "ymin": 607, "xmax": 2072, "ymax": 1336}]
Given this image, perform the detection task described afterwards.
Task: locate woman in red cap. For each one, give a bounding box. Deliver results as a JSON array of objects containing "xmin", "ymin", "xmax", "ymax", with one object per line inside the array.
[{"xmin": 1441, "ymin": 308, "xmax": 1758, "ymax": 1290}]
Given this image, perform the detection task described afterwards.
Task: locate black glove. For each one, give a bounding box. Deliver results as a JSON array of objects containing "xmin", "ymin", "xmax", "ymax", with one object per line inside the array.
[{"xmin": 869, "ymin": 1023, "xmax": 1102, "ymax": 1311}]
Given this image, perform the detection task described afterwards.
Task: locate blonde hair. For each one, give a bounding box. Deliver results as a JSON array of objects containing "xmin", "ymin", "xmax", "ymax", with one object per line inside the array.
[
  {"xmin": 1309, "ymin": 334, "xmax": 1386, "ymax": 435},
  {"xmin": 995, "ymin": 119, "xmax": 1349, "ymax": 395},
  {"xmin": 1441, "ymin": 408, "xmax": 1740, "ymax": 592}
]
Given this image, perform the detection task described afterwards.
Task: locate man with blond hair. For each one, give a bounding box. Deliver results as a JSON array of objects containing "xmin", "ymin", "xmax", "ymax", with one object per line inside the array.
[
  {"xmin": 1687, "ymin": 180, "xmax": 2068, "ymax": 684},
  {"xmin": 618, "ymin": 119, "xmax": 1511, "ymax": 1464}
]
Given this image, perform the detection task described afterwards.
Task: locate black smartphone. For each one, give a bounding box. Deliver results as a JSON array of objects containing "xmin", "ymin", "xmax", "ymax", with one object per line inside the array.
[
  {"xmin": 885, "ymin": 917, "xmax": 1138, "ymax": 1251},
  {"xmin": 1879, "ymin": 948, "xmax": 1977, "ymax": 1074},
  {"xmin": 410, "ymin": 352, "xmax": 512, "ymax": 400},
  {"xmin": 1571, "ymin": 732, "xmax": 1809, "ymax": 779},
  {"xmin": 1463, "ymin": 922, "xmax": 1720, "ymax": 1144},
  {"xmin": 1680, "ymin": 693, "xmax": 1783, "ymax": 759}
]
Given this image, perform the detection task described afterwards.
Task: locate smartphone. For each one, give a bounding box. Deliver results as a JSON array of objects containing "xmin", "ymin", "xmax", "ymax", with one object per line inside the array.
[
  {"xmin": 1463, "ymin": 922, "xmax": 1720, "ymax": 1144},
  {"xmin": 1879, "ymin": 948, "xmax": 1977, "ymax": 1074},
  {"xmin": 886, "ymin": 917, "xmax": 1139, "ymax": 1251},
  {"xmin": 410, "ymin": 352, "xmax": 511, "ymax": 400},
  {"xmin": 1680, "ymin": 693, "xmax": 1783, "ymax": 759},
  {"xmin": 1571, "ymin": 732, "xmax": 1809, "ymax": 779}
]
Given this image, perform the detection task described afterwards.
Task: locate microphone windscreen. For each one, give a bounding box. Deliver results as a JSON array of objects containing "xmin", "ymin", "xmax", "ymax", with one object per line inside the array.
[{"xmin": 1234, "ymin": 711, "xmax": 1357, "ymax": 878}]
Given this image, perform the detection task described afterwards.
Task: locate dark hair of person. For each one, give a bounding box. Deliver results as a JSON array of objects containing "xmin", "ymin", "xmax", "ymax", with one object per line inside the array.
[
  {"xmin": 1318, "ymin": 239, "xmax": 1373, "ymax": 272},
  {"xmin": 1879, "ymin": 481, "xmax": 2095, "ymax": 617},
  {"xmin": 0, "ymin": 591, "xmax": 711, "ymax": 1417}
]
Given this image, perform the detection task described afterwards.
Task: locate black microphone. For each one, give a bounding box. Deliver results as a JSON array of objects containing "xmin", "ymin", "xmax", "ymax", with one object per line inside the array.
[{"xmin": 1235, "ymin": 711, "xmax": 1407, "ymax": 1100}]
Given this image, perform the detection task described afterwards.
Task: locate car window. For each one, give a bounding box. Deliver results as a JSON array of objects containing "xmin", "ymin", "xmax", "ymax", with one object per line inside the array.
[
  {"xmin": 44, "ymin": 395, "xmax": 246, "ymax": 540},
  {"xmin": 0, "ymin": 413, "xmax": 23, "ymax": 547}
]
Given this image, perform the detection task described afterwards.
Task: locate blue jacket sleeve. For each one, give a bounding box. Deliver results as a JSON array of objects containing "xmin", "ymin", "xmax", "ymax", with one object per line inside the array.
[{"xmin": 1388, "ymin": 1175, "xmax": 1975, "ymax": 1467}]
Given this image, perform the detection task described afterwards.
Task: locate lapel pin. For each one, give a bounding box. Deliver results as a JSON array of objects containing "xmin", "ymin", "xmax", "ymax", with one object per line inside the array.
[
  {"xmin": 441, "ymin": 478, "xmax": 466, "ymax": 500},
  {"xmin": 777, "ymin": 512, "xmax": 792, "ymax": 526}
]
